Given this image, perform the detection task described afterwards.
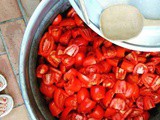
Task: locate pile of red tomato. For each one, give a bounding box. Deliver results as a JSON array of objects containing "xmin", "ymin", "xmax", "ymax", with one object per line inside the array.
[{"xmin": 36, "ymin": 8, "xmax": 160, "ymax": 120}]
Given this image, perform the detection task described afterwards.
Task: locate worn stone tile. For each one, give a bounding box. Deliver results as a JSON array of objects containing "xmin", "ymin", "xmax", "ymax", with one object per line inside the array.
[
  {"xmin": 0, "ymin": 54, "xmax": 24, "ymax": 107},
  {"xmin": 0, "ymin": 0, "xmax": 22, "ymax": 22},
  {"xmin": 0, "ymin": 20, "xmax": 25, "ymax": 77},
  {"xmin": 2, "ymin": 104, "xmax": 29, "ymax": 120},
  {"xmin": 21, "ymin": 0, "xmax": 41, "ymax": 21},
  {"xmin": 0, "ymin": 37, "xmax": 5, "ymax": 53}
]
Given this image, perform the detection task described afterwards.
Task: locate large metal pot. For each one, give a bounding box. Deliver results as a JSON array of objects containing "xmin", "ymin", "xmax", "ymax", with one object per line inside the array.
[
  {"xmin": 19, "ymin": 0, "xmax": 70, "ymax": 119},
  {"xmin": 19, "ymin": 0, "xmax": 160, "ymax": 120}
]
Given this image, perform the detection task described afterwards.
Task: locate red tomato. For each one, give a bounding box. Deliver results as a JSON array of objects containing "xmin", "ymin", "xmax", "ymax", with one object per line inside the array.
[
  {"xmin": 36, "ymin": 64, "xmax": 48, "ymax": 78},
  {"xmin": 114, "ymin": 80, "xmax": 127, "ymax": 94},
  {"xmin": 48, "ymin": 26, "xmax": 62, "ymax": 42},
  {"xmin": 67, "ymin": 8, "xmax": 76, "ymax": 17},
  {"xmin": 126, "ymin": 51, "xmax": 138, "ymax": 65},
  {"xmin": 129, "ymin": 108, "xmax": 143, "ymax": 117},
  {"xmin": 104, "ymin": 108, "xmax": 117, "ymax": 118},
  {"xmin": 90, "ymin": 85, "xmax": 105, "ymax": 101},
  {"xmin": 102, "ymin": 73, "xmax": 116, "ymax": 88},
  {"xmin": 60, "ymin": 18, "xmax": 76, "ymax": 27},
  {"xmin": 74, "ymin": 15, "xmax": 84, "ymax": 26},
  {"xmin": 77, "ymin": 72, "xmax": 90, "ymax": 86},
  {"xmin": 103, "ymin": 40, "xmax": 112, "ymax": 48},
  {"xmin": 59, "ymin": 30, "xmax": 72, "ymax": 45},
  {"xmin": 52, "ymin": 14, "xmax": 62, "ymax": 25},
  {"xmin": 125, "ymin": 82, "xmax": 135, "ymax": 98},
  {"xmin": 127, "ymin": 74, "xmax": 139, "ymax": 84},
  {"xmin": 103, "ymin": 89, "xmax": 115, "ymax": 107},
  {"xmin": 60, "ymin": 107, "xmax": 73, "ymax": 120},
  {"xmin": 102, "ymin": 46, "xmax": 117, "ymax": 59},
  {"xmin": 136, "ymin": 96, "xmax": 144, "ymax": 109},
  {"xmin": 133, "ymin": 63, "xmax": 148, "ymax": 74},
  {"xmin": 78, "ymin": 98, "xmax": 96, "ymax": 113},
  {"xmin": 38, "ymin": 33, "xmax": 54, "ymax": 57},
  {"xmin": 110, "ymin": 98, "xmax": 126, "ymax": 110},
  {"xmin": 83, "ymin": 56, "xmax": 97, "ymax": 67},
  {"xmin": 93, "ymin": 37, "xmax": 104, "ymax": 49},
  {"xmin": 106, "ymin": 58, "xmax": 119, "ymax": 67},
  {"xmin": 150, "ymin": 76, "xmax": 160, "ymax": 91},
  {"xmin": 47, "ymin": 51, "xmax": 61, "ymax": 68},
  {"xmin": 64, "ymin": 44, "xmax": 79, "ymax": 57},
  {"xmin": 143, "ymin": 96, "xmax": 155, "ymax": 110},
  {"xmin": 79, "ymin": 28, "xmax": 92, "ymax": 41},
  {"xmin": 89, "ymin": 105, "xmax": 105, "ymax": 119},
  {"xmin": 115, "ymin": 67, "xmax": 127, "ymax": 80},
  {"xmin": 62, "ymin": 55, "xmax": 75, "ymax": 67},
  {"xmin": 42, "ymin": 72, "xmax": 55, "ymax": 86},
  {"xmin": 77, "ymin": 87, "xmax": 90, "ymax": 104},
  {"xmin": 63, "ymin": 68, "xmax": 77, "ymax": 81},
  {"xmin": 141, "ymin": 73, "xmax": 156, "ymax": 88},
  {"xmin": 74, "ymin": 52, "xmax": 85, "ymax": 66},
  {"xmin": 71, "ymin": 28, "xmax": 80, "ymax": 38},
  {"xmin": 64, "ymin": 77, "xmax": 81, "ymax": 95},
  {"xmin": 40, "ymin": 82, "xmax": 56, "ymax": 98},
  {"xmin": 146, "ymin": 62, "xmax": 156, "ymax": 73},
  {"xmin": 49, "ymin": 101, "xmax": 62, "ymax": 117},
  {"xmin": 65, "ymin": 94, "xmax": 77, "ymax": 108},
  {"xmin": 121, "ymin": 60, "xmax": 135, "ymax": 72},
  {"xmin": 116, "ymin": 46, "xmax": 126, "ymax": 58},
  {"xmin": 54, "ymin": 88, "xmax": 68, "ymax": 109}
]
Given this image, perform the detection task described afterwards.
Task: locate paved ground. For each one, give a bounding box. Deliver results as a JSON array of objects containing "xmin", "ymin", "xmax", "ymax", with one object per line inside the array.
[{"xmin": 0, "ymin": 0, "xmax": 40, "ymax": 119}]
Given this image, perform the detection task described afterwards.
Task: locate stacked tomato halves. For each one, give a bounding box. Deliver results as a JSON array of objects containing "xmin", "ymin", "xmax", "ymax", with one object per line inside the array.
[{"xmin": 36, "ymin": 8, "xmax": 160, "ymax": 120}]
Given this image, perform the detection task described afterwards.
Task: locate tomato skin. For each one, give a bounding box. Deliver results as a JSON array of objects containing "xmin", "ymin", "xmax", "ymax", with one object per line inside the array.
[
  {"xmin": 74, "ymin": 15, "xmax": 84, "ymax": 26},
  {"xmin": 121, "ymin": 60, "xmax": 135, "ymax": 72},
  {"xmin": 126, "ymin": 51, "xmax": 138, "ymax": 65},
  {"xmin": 77, "ymin": 87, "xmax": 90, "ymax": 104},
  {"xmin": 67, "ymin": 8, "xmax": 76, "ymax": 17},
  {"xmin": 36, "ymin": 64, "xmax": 49, "ymax": 78},
  {"xmin": 52, "ymin": 14, "xmax": 62, "ymax": 25},
  {"xmin": 78, "ymin": 98, "xmax": 96, "ymax": 113},
  {"xmin": 75, "ymin": 52, "xmax": 85, "ymax": 66},
  {"xmin": 64, "ymin": 77, "xmax": 81, "ymax": 95},
  {"xmin": 88, "ymin": 105, "xmax": 105, "ymax": 119},
  {"xmin": 116, "ymin": 46, "xmax": 126, "ymax": 58},
  {"xmin": 110, "ymin": 98, "xmax": 126, "ymax": 110},
  {"xmin": 40, "ymin": 82, "xmax": 56, "ymax": 98},
  {"xmin": 83, "ymin": 56, "xmax": 97, "ymax": 67},
  {"xmin": 104, "ymin": 108, "xmax": 117, "ymax": 118},
  {"xmin": 90, "ymin": 85, "xmax": 105, "ymax": 101},
  {"xmin": 38, "ymin": 33, "xmax": 54, "ymax": 57},
  {"xmin": 127, "ymin": 74, "xmax": 139, "ymax": 84},
  {"xmin": 60, "ymin": 18, "xmax": 76, "ymax": 27},
  {"xmin": 106, "ymin": 58, "xmax": 119, "ymax": 67},
  {"xmin": 102, "ymin": 46, "xmax": 117, "ymax": 59},
  {"xmin": 114, "ymin": 80, "xmax": 126, "ymax": 94},
  {"xmin": 103, "ymin": 89, "xmax": 115, "ymax": 107},
  {"xmin": 60, "ymin": 107, "xmax": 73, "ymax": 120},
  {"xmin": 102, "ymin": 73, "xmax": 116, "ymax": 88},
  {"xmin": 54, "ymin": 88, "xmax": 68, "ymax": 109},
  {"xmin": 49, "ymin": 101, "xmax": 62, "ymax": 117},
  {"xmin": 71, "ymin": 28, "xmax": 80, "ymax": 38},
  {"xmin": 65, "ymin": 94, "xmax": 77, "ymax": 108},
  {"xmin": 60, "ymin": 30, "xmax": 72, "ymax": 45}
]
